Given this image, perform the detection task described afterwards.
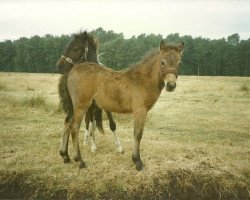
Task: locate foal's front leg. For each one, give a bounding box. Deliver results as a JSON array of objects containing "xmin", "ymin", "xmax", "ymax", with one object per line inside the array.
[{"xmin": 132, "ymin": 108, "xmax": 147, "ymax": 171}]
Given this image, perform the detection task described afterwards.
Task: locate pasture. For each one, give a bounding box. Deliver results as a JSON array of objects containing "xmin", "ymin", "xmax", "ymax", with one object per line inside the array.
[{"xmin": 0, "ymin": 72, "xmax": 249, "ymax": 199}]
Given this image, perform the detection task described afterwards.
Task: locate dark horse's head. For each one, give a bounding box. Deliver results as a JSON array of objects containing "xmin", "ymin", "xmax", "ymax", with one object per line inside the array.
[
  {"xmin": 160, "ymin": 40, "xmax": 184, "ymax": 92},
  {"xmin": 56, "ymin": 31, "xmax": 98, "ymax": 74}
]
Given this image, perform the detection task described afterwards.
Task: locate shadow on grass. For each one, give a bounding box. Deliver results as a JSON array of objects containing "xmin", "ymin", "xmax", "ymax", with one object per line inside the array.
[{"xmin": 0, "ymin": 169, "xmax": 248, "ymax": 200}]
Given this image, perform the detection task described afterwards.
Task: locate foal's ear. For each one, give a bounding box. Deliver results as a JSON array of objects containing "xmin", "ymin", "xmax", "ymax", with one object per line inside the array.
[
  {"xmin": 179, "ymin": 41, "xmax": 184, "ymax": 51},
  {"xmin": 160, "ymin": 40, "xmax": 167, "ymax": 52}
]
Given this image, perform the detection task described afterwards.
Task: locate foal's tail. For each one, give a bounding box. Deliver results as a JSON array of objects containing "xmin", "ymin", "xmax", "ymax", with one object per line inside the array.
[{"xmin": 58, "ymin": 72, "xmax": 73, "ymax": 121}]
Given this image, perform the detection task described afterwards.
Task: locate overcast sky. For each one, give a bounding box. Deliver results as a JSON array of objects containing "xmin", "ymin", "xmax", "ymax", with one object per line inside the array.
[{"xmin": 0, "ymin": 0, "xmax": 249, "ymax": 41}]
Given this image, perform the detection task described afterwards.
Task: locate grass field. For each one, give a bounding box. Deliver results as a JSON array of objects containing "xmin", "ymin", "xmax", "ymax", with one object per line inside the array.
[{"xmin": 0, "ymin": 72, "xmax": 249, "ymax": 199}]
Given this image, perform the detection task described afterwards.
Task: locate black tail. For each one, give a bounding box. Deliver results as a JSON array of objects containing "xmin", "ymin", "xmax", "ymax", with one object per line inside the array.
[
  {"xmin": 58, "ymin": 72, "xmax": 73, "ymax": 120},
  {"xmin": 94, "ymin": 104, "xmax": 104, "ymax": 133}
]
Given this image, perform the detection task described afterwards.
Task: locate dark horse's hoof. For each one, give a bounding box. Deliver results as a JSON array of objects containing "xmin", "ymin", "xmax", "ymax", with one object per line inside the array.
[{"xmin": 132, "ymin": 156, "xmax": 144, "ymax": 171}]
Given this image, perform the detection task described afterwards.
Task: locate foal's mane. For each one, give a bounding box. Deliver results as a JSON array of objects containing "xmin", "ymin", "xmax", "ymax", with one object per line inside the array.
[
  {"xmin": 122, "ymin": 48, "xmax": 162, "ymax": 86},
  {"xmin": 128, "ymin": 42, "xmax": 181, "ymax": 72},
  {"xmin": 164, "ymin": 43, "xmax": 182, "ymax": 52},
  {"xmin": 126, "ymin": 48, "xmax": 160, "ymax": 73}
]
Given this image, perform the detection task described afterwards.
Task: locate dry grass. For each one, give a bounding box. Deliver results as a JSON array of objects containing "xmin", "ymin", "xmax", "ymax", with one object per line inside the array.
[
  {"xmin": 0, "ymin": 82, "xmax": 7, "ymax": 90},
  {"xmin": 0, "ymin": 72, "xmax": 249, "ymax": 199},
  {"xmin": 240, "ymin": 84, "xmax": 249, "ymax": 92}
]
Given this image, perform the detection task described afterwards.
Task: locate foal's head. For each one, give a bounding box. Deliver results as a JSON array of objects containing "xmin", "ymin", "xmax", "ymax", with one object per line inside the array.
[
  {"xmin": 56, "ymin": 31, "xmax": 97, "ymax": 73},
  {"xmin": 159, "ymin": 40, "xmax": 184, "ymax": 91}
]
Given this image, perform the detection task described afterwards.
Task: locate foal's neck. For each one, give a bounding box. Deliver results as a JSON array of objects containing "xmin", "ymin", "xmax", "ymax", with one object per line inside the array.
[{"xmin": 137, "ymin": 53, "xmax": 163, "ymax": 88}]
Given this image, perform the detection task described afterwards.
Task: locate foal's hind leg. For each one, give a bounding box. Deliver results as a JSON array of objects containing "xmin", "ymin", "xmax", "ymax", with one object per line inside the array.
[
  {"xmin": 105, "ymin": 111, "xmax": 123, "ymax": 153},
  {"xmin": 60, "ymin": 115, "xmax": 71, "ymax": 163},
  {"xmin": 70, "ymin": 106, "xmax": 89, "ymax": 169}
]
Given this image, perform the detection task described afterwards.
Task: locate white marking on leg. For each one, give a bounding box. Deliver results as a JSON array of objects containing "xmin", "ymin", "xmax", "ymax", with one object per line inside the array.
[
  {"xmin": 113, "ymin": 131, "xmax": 123, "ymax": 153},
  {"xmin": 83, "ymin": 128, "xmax": 90, "ymax": 144},
  {"xmin": 90, "ymin": 121, "xmax": 97, "ymax": 153}
]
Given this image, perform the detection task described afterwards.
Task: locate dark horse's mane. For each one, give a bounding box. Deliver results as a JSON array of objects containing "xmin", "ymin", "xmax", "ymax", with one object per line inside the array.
[{"xmin": 72, "ymin": 31, "xmax": 97, "ymax": 43}]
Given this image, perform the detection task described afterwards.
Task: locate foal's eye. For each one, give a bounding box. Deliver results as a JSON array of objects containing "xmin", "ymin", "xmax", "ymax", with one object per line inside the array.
[{"xmin": 161, "ymin": 60, "xmax": 165, "ymax": 66}]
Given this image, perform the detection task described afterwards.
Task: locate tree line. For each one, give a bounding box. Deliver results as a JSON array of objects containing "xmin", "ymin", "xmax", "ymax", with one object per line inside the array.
[{"xmin": 0, "ymin": 27, "xmax": 249, "ymax": 76}]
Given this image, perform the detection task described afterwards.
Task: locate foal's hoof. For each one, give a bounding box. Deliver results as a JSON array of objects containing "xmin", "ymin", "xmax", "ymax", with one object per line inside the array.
[
  {"xmin": 60, "ymin": 150, "xmax": 70, "ymax": 164},
  {"xmin": 63, "ymin": 156, "xmax": 71, "ymax": 164},
  {"xmin": 135, "ymin": 163, "xmax": 144, "ymax": 171},
  {"xmin": 79, "ymin": 161, "xmax": 86, "ymax": 169},
  {"xmin": 132, "ymin": 156, "xmax": 144, "ymax": 171}
]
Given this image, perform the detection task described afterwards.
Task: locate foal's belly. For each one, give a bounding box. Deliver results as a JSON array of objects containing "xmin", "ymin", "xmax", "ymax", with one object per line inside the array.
[
  {"xmin": 94, "ymin": 87, "xmax": 133, "ymax": 113},
  {"xmin": 98, "ymin": 102, "xmax": 132, "ymax": 113}
]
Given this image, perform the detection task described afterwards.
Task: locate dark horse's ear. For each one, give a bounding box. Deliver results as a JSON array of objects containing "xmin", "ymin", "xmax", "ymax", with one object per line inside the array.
[
  {"xmin": 160, "ymin": 40, "xmax": 167, "ymax": 52},
  {"xmin": 179, "ymin": 41, "xmax": 184, "ymax": 51},
  {"xmin": 80, "ymin": 31, "xmax": 88, "ymax": 40}
]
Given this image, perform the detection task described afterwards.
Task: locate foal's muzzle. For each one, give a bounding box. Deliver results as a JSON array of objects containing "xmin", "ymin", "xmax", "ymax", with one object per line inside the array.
[{"xmin": 166, "ymin": 82, "xmax": 176, "ymax": 92}]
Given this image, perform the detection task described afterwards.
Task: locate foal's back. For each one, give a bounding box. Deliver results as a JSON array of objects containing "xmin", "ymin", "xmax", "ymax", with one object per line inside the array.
[{"xmin": 68, "ymin": 63, "xmax": 134, "ymax": 113}]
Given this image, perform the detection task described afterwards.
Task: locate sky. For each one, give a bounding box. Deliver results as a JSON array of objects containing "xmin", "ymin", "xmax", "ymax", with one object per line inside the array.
[{"xmin": 0, "ymin": 0, "xmax": 250, "ymax": 41}]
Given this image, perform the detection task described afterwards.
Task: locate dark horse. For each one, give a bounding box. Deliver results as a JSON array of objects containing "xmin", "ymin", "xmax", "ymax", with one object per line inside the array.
[
  {"xmin": 58, "ymin": 38, "xmax": 184, "ymax": 170},
  {"xmin": 56, "ymin": 31, "xmax": 123, "ymax": 155}
]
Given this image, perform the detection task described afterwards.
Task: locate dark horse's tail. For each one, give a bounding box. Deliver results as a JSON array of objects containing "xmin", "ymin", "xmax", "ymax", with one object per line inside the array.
[
  {"xmin": 58, "ymin": 72, "xmax": 73, "ymax": 122},
  {"xmin": 58, "ymin": 71, "xmax": 104, "ymax": 133},
  {"xmin": 94, "ymin": 105, "xmax": 104, "ymax": 133}
]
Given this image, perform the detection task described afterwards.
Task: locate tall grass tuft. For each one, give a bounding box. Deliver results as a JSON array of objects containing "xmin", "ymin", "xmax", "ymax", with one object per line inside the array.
[
  {"xmin": 240, "ymin": 84, "xmax": 249, "ymax": 92},
  {"xmin": 53, "ymin": 103, "xmax": 63, "ymax": 114},
  {"xmin": 21, "ymin": 94, "xmax": 47, "ymax": 108},
  {"xmin": 0, "ymin": 82, "xmax": 7, "ymax": 90},
  {"xmin": 26, "ymin": 86, "xmax": 35, "ymax": 91}
]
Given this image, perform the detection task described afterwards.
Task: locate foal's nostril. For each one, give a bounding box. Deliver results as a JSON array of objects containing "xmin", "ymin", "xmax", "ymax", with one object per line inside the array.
[
  {"xmin": 167, "ymin": 82, "xmax": 176, "ymax": 88},
  {"xmin": 166, "ymin": 82, "xmax": 176, "ymax": 91}
]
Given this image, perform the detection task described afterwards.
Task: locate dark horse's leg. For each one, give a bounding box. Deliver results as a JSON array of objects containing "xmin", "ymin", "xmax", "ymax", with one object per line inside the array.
[
  {"xmin": 60, "ymin": 115, "xmax": 71, "ymax": 163},
  {"xmin": 132, "ymin": 107, "xmax": 147, "ymax": 171},
  {"xmin": 105, "ymin": 111, "xmax": 123, "ymax": 153},
  {"xmin": 83, "ymin": 104, "xmax": 97, "ymax": 152},
  {"xmin": 83, "ymin": 107, "xmax": 94, "ymax": 144}
]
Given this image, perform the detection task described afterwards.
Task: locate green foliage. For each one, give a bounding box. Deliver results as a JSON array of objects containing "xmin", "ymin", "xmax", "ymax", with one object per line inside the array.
[{"xmin": 0, "ymin": 28, "xmax": 249, "ymax": 76}]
